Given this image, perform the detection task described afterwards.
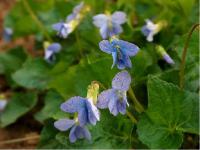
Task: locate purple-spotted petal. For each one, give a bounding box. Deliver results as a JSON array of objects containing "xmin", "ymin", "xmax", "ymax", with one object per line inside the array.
[
  {"xmin": 115, "ymin": 40, "xmax": 139, "ymax": 56},
  {"xmin": 54, "ymin": 119, "xmax": 75, "ymax": 131},
  {"xmin": 97, "ymin": 89, "xmax": 114, "ymax": 109},
  {"xmin": 111, "ymin": 11, "xmax": 127, "ymax": 25},
  {"xmin": 93, "ymin": 14, "xmax": 108, "ymax": 28},
  {"xmin": 99, "ymin": 40, "xmax": 114, "ymax": 54},
  {"xmin": 69, "ymin": 125, "xmax": 77, "ymax": 143},
  {"xmin": 112, "ymin": 70, "xmax": 131, "ymax": 91},
  {"xmin": 60, "ymin": 96, "xmax": 86, "ymax": 113}
]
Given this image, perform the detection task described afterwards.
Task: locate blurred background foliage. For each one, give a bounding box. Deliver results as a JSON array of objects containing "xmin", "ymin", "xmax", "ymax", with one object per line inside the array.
[{"xmin": 0, "ymin": 0, "xmax": 199, "ymax": 149}]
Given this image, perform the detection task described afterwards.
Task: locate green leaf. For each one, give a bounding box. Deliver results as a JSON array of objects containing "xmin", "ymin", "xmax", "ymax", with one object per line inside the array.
[
  {"xmin": 34, "ymin": 90, "xmax": 64, "ymax": 123},
  {"xmin": 0, "ymin": 92, "xmax": 37, "ymax": 127},
  {"xmin": 12, "ymin": 58, "xmax": 51, "ymax": 90},
  {"xmin": 48, "ymin": 58, "xmax": 118, "ymax": 98},
  {"xmin": 0, "ymin": 47, "xmax": 26, "ymax": 74},
  {"xmin": 137, "ymin": 77, "xmax": 199, "ymax": 149}
]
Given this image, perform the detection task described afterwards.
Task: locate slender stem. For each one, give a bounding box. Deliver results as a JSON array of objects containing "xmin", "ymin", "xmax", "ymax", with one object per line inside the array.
[
  {"xmin": 128, "ymin": 87, "xmax": 145, "ymax": 113},
  {"xmin": 126, "ymin": 110, "xmax": 138, "ymax": 124},
  {"xmin": 22, "ymin": 0, "xmax": 52, "ymax": 42},
  {"xmin": 75, "ymin": 30, "xmax": 83, "ymax": 57},
  {"xmin": 0, "ymin": 135, "xmax": 39, "ymax": 145},
  {"xmin": 179, "ymin": 24, "xmax": 199, "ymax": 90}
]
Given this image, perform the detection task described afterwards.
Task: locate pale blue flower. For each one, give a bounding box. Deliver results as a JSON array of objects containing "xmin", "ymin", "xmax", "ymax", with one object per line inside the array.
[
  {"xmin": 54, "ymin": 118, "xmax": 91, "ymax": 143},
  {"xmin": 0, "ymin": 99, "xmax": 7, "ymax": 112},
  {"xmin": 44, "ymin": 43, "xmax": 61, "ymax": 62},
  {"xmin": 52, "ymin": 2, "xmax": 84, "ymax": 38},
  {"xmin": 99, "ymin": 37, "xmax": 139, "ymax": 69},
  {"xmin": 97, "ymin": 71, "xmax": 131, "ymax": 116},
  {"xmin": 93, "ymin": 11, "xmax": 127, "ymax": 39},
  {"xmin": 3, "ymin": 27, "xmax": 13, "ymax": 42},
  {"xmin": 141, "ymin": 19, "xmax": 159, "ymax": 42},
  {"xmin": 60, "ymin": 96, "xmax": 100, "ymax": 126}
]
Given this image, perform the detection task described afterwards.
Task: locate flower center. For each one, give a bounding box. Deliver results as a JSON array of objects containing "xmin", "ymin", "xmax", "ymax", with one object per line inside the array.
[{"xmin": 116, "ymin": 90, "xmax": 126, "ymax": 102}]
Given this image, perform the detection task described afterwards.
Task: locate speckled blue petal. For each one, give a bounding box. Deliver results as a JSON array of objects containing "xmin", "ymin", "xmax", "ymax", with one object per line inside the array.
[
  {"xmin": 111, "ymin": 11, "xmax": 127, "ymax": 25},
  {"xmin": 93, "ymin": 14, "xmax": 108, "ymax": 28},
  {"xmin": 54, "ymin": 119, "xmax": 75, "ymax": 131},
  {"xmin": 69, "ymin": 125, "xmax": 77, "ymax": 143},
  {"xmin": 60, "ymin": 96, "xmax": 86, "ymax": 113},
  {"xmin": 114, "ymin": 40, "xmax": 139, "ymax": 56},
  {"xmin": 112, "ymin": 70, "xmax": 131, "ymax": 91},
  {"xmin": 97, "ymin": 89, "xmax": 114, "ymax": 109},
  {"xmin": 99, "ymin": 40, "xmax": 114, "ymax": 54}
]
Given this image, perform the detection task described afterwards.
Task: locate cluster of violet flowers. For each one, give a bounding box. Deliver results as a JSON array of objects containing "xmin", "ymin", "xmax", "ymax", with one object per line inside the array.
[{"xmin": 48, "ymin": 2, "xmax": 176, "ymax": 143}]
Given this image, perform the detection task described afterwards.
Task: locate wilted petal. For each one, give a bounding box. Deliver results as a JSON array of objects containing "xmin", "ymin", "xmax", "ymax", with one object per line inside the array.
[
  {"xmin": 111, "ymin": 11, "xmax": 127, "ymax": 25},
  {"xmin": 99, "ymin": 40, "xmax": 114, "ymax": 54},
  {"xmin": 114, "ymin": 40, "xmax": 139, "ymax": 56},
  {"xmin": 60, "ymin": 96, "xmax": 86, "ymax": 113},
  {"xmin": 97, "ymin": 89, "xmax": 114, "ymax": 109},
  {"xmin": 54, "ymin": 119, "xmax": 75, "ymax": 131},
  {"xmin": 112, "ymin": 70, "xmax": 131, "ymax": 91},
  {"xmin": 93, "ymin": 14, "xmax": 108, "ymax": 28},
  {"xmin": 69, "ymin": 126, "xmax": 77, "ymax": 143}
]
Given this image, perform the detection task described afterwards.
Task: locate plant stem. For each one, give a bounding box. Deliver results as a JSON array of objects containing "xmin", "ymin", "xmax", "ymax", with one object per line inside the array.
[
  {"xmin": 126, "ymin": 110, "xmax": 138, "ymax": 124},
  {"xmin": 179, "ymin": 23, "xmax": 199, "ymax": 90},
  {"xmin": 128, "ymin": 87, "xmax": 145, "ymax": 113},
  {"xmin": 22, "ymin": 0, "xmax": 52, "ymax": 42},
  {"xmin": 0, "ymin": 135, "xmax": 39, "ymax": 145},
  {"xmin": 75, "ymin": 30, "xmax": 83, "ymax": 57}
]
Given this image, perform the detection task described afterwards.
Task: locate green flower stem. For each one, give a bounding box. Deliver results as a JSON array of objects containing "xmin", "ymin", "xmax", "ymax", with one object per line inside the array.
[
  {"xmin": 128, "ymin": 87, "xmax": 145, "ymax": 113},
  {"xmin": 126, "ymin": 110, "xmax": 138, "ymax": 124},
  {"xmin": 22, "ymin": 0, "xmax": 52, "ymax": 42},
  {"xmin": 75, "ymin": 30, "xmax": 83, "ymax": 57},
  {"xmin": 179, "ymin": 23, "xmax": 199, "ymax": 90}
]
